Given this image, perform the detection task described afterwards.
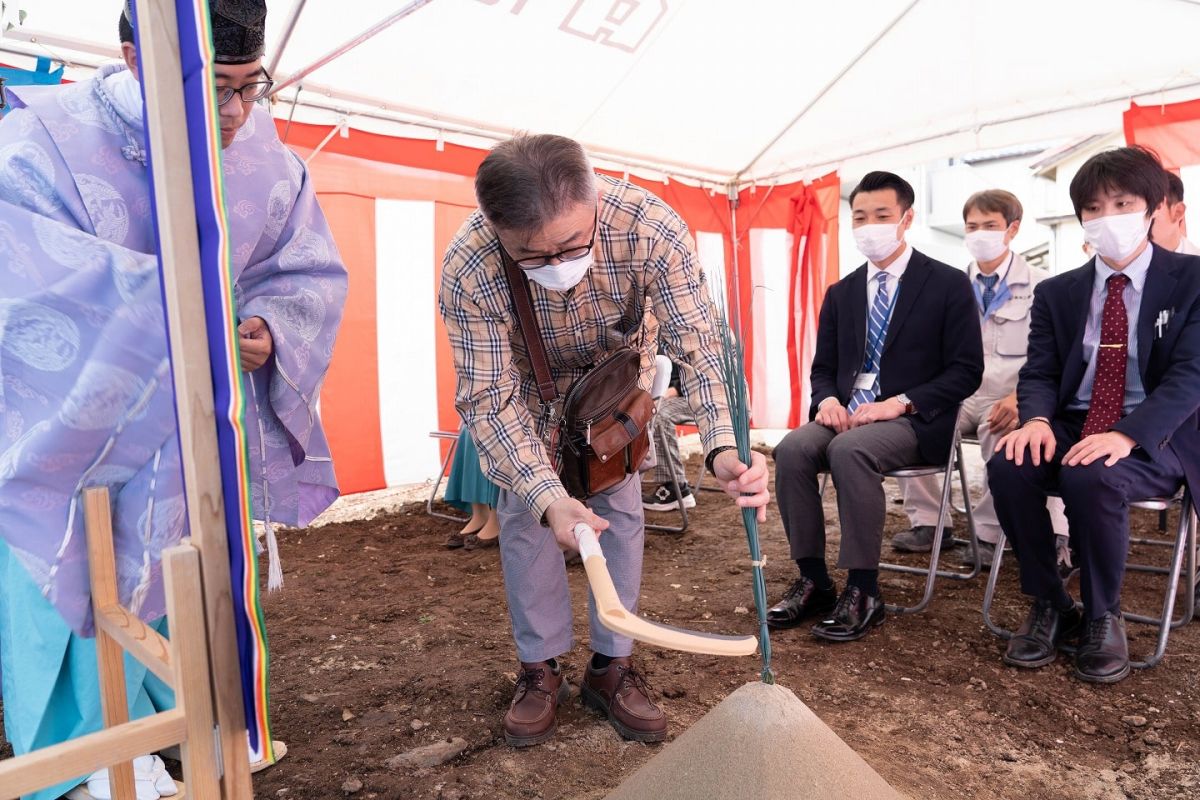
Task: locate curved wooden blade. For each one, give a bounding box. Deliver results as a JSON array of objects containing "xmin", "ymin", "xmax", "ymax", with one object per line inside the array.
[{"xmin": 574, "ymin": 525, "xmax": 757, "ymax": 657}]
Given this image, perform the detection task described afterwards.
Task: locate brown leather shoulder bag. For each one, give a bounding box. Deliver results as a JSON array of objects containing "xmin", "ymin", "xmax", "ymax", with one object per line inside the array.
[{"xmin": 500, "ymin": 248, "xmax": 654, "ymax": 499}]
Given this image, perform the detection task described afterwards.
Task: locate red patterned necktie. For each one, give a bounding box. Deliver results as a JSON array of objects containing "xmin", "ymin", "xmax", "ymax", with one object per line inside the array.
[{"xmin": 1081, "ymin": 273, "xmax": 1130, "ymax": 437}]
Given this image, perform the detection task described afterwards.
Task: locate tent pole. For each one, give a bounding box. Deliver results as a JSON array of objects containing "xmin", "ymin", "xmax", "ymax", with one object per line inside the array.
[
  {"xmin": 735, "ymin": 0, "xmax": 922, "ymax": 179},
  {"xmin": 281, "ymin": 86, "xmax": 303, "ymax": 144},
  {"xmin": 269, "ymin": 0, "xmax": 436, "ymax": 97},
  {"xmin": 266, "ymin": 0, "xmax": 308, "ymax": 75},
  {"xmin": 304, "ymin": 116, "xmax": 350, "ymax": 164}
]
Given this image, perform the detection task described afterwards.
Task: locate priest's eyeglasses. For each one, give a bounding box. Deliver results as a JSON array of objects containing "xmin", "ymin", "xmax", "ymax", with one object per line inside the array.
[{"xmin": 215, "ymin": 78, "xmax": 274, "ymax": 106}]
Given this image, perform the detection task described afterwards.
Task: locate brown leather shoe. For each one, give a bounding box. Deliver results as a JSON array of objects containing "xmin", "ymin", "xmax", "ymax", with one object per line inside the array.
[
  {"xmin": 581, "ymin": 656, "xmax": 667, "ymax": 742},
  {"xmin": 503, "ymin": 660, "xmax": 570, "ymax": 747}
]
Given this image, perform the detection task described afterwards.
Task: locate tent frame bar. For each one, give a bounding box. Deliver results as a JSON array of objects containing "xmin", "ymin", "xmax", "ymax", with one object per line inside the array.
[
  {"xmin": 744, "ymin": 75, "xmax": 1200, "ymax": 187},
  {"xmin": 265, "ymin": 0, "xmax": 308, "ymax": 76},
  {"xmin": 279, "ymin": 78, "xmax": 733, "ymax": 182},
  {"xmin": 269, "ymin": 0, "xmax": 436, "ymax": 97},
  {"xmin": 735, "ymin": 0, "xmax": 922, "ymax": 180}
]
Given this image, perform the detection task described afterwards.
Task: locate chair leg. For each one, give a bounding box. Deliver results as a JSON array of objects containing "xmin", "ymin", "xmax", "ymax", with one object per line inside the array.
[
  {"xmin": 881, "ymin": 438, "xmax": 981, "ymax": 614},
  {"xmin": 646, "ymin": 421, "xmax": 688, "ymax": 534},
  {"xmin": 882, "ymin": 454, "xmax": 958, "ymax": 615},
  {"xmin": 981, "ymin": 530, "xmax": 1014, "ymax": 640},
  {"xmin": 957, "ymin": 441, "xmax": 980, "ymax": 562},
  {"xmin": 1129, "ymin": 504, "xmax": 1190, "ymax": 669},
  {"xmin": 427, "ymin": 438, "xmax": 469, "ymax": 523}
]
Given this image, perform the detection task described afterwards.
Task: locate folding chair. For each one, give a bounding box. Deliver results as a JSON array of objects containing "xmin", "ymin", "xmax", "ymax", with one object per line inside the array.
[
  {"xmin": 645, "ymin": 355, "xmax": 690, "ymax": 533},
  {"xmin": 426, "ymin": 429, "xmax": 470, "ymax": 523},
  {"xmin": 982, "ymin": 487, "xmax": 1198, "ymax": 669},
  {"xmin": 877, "ymin": 424, "xmax": 983, "ymax": 615}
]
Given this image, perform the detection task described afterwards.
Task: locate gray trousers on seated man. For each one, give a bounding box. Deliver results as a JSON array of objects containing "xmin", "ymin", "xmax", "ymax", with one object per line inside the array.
[
  {"xmin": 775, "ymin": 419, "xmax": 921, "ymax": 567},
  {"xmin": 497, "ymin": 474, "xmax": 644, "ymax": 662}
]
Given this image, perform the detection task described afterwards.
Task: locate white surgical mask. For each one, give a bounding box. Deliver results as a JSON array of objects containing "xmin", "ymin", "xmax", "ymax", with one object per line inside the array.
[
  {"xmin": 1082, "ymin": 211, "xmax": 1150, "ymax": 264},
  {"xmin": 524, "ymin": 251, "xmax": 592, "ymax": 292},
  {"xmin": 965, "ymin": 230, "xmax": 1009, "ymax": 263},
  {"xmin": 853, "ymin": 223, "xmax": 903, "ymax": 263}
]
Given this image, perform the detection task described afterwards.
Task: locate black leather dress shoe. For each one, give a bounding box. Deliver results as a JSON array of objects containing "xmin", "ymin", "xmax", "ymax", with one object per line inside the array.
[
  {"xmin": 766, "ymin": 577, "xmax": 837, "ymax": 630},
  {"xmin": 1075, "ymin": 612, "xmax": 1130, "ymax": 684},
  {"xmin": 1003, "ymin": 598, "xmax": 1083, "ymax": 669},
  {"xmin": 811, "ymin": 586, "xmax": 885, "ymax": 642}
]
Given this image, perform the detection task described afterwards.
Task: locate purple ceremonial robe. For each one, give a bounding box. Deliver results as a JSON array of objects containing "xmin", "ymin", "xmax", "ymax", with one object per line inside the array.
[{"xmin": 0, "ymin": 64, "xmax": 347, "ymax": 635}]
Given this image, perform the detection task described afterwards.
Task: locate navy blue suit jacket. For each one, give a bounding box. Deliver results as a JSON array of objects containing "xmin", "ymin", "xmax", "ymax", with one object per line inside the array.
[
  {"xmin": 809, "ymin": 249, "xmax": 984, "ymax": 465},
  {"xmin": 1018, "ymin": 245, "xmax": 1200, "ymax": 493}
]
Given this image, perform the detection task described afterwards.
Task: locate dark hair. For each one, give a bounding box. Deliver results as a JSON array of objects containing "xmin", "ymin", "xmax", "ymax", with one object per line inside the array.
[
  {"xmin": 849, "ymin": 171, "xmax": 915, "ymax": 213},
  {"xmin": 1068, "ymin": 146, "xmax": 1167, "ymax": 221},
  {"xmin": 963, "ymin": 189, "xmax": 1022, "ymax": 225},
  {"xmin": 119, "ymin": 9, "xmax": 133, "ymax": 44},
  {"xmin": 1166, "ymin": 171, "xmax": 1185, "ymax": 205},
  {"xmin": 474, "ymin": 134, "xmax": 596, "ymax": 232}
]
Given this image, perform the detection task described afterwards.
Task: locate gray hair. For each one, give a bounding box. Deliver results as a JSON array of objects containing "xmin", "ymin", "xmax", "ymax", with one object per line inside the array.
[{"xmin": 474, "ymin": 134, "xmax": 597, "ymax": 233}]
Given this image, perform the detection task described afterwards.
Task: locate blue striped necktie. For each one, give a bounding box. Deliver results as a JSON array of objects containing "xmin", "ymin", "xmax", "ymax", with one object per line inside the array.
[
  {"xmin": 978, "ymin": 273, "xmax": 1000, "ymax": 315},
  {"xmin": 848, "ymin": 272, "xmax": 891, "ymax": 412}
]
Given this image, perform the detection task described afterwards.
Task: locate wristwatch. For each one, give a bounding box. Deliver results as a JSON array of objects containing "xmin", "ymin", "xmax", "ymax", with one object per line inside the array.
[
  {"xmin": 893, "ymin": 393, "xmax": 915, "ymax": 415},
  {"xmin": 706, "ymin": 445, "xmax": 738, "ymax": 475}
]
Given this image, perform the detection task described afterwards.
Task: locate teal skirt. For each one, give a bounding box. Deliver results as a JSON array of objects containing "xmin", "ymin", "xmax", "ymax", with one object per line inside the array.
[{"xmin": 444, "ymin": 429, "xmax": 500, "ymax": 511}]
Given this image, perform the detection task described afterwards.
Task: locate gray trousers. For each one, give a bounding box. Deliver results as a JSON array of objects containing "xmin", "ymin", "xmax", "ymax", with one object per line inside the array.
[
  {"xmin": 651, "ymin": 396, "xmax": 692, "ymax": 485},
  {"xmin": 497, "ymin": 474, "xmax": 645, "ymax": 663},
  {"xmin": 774, "ymin": 419, "xmax": 921, "ymax": 570}
]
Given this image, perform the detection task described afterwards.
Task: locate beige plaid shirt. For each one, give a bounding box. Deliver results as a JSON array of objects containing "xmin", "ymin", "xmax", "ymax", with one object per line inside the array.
[{"xmin": 439, "ymin": 175, "xmax": 736, "ymax": 519}]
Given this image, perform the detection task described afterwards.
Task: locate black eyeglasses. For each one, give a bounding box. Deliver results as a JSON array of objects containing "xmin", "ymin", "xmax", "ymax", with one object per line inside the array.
[
  {"xmin": 505, "ymin": 211, "xmax": 599, "ymax": 269},
  {"xmin": 215, "ymin": 71, "xmax": 274, "ymax": 106}
]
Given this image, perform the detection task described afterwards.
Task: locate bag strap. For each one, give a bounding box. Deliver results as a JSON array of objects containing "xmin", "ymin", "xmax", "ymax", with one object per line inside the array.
[{"xmin": 500, "ymin": 245, "xmax": 558, "ymax": 404}]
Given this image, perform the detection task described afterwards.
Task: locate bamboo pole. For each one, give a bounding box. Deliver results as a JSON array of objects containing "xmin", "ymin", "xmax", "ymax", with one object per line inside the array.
[{"xmin": 134, "ymin": 1, "xmax": 254, "ymax": 795}]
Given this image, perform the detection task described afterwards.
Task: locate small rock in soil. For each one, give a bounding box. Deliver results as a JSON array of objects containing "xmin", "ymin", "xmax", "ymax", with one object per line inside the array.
[
  {"xmin": 1123, "ymin": 715, "xmax": 1149, "ymax": 728},
  {"xmin": 342, "ymin": 708, "xmax": 356, "ymax": 721},
  {"xmin": 1143, "ymin": 731, "xmax": 1163, "ymax": 745},
  {"xmin": 341, "ymin": 776, "xmax": 363, "ymax": 794},
  {"xmin": 385, "ymin": 738, "xmax": 470, "ymax": 770},
  {"xmin": 662, "ymin": 687, "xmax": 686, "ymax": 699},
  {"xmin": 410, "ymin": 718, "xmax": 427, "ymax": 731}
]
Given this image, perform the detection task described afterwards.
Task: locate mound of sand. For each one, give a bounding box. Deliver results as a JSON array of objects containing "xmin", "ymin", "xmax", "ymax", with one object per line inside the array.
[{"xmin": 605, "ymin": 681, "xmax": 906, "ymax": 800}]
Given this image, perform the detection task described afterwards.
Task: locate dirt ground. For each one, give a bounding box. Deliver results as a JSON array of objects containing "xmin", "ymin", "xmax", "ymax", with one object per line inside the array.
[{"xmin": 4, "ymin": 455, "xmax": 1200, "ymax": 799}]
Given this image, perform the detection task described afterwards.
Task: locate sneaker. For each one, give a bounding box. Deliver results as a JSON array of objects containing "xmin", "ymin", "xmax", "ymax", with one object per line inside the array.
[
  {"xmin": 642, "ymin": 482, "xmax": 697, "ymax": 512},
  {"xmin": 890, "ymin": 526, "xmax": 956, "ymax": 553},
  {"xmin": 960, "ymin": 540, "xmax": 997, "ymax": 568}
]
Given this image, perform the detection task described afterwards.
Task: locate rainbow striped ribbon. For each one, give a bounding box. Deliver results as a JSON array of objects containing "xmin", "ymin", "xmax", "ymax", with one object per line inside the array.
[{"xmin": 133, "ymin": 0, "xmax": 273, "ymax": 762}]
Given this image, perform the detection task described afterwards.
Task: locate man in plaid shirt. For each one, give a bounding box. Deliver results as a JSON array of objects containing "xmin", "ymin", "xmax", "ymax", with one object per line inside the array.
[{"xmin": 439, "ymin": 134, "xmax": 769, "ymax": 747}]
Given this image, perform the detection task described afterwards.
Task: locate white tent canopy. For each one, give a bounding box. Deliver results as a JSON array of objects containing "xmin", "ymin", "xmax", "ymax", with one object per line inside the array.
[{"xmin": 4, "ymin": 0, "xmax": 1200, "ymax": 185}]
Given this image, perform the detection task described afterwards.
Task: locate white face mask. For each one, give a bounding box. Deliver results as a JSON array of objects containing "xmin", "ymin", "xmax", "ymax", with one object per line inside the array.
[
  {"xmin": 524, "ymin": 251, "xmax": 592, "ymax": 292},
  {"xmin": 965, "ymin": 230, "xmax": 1009, "ymax": 263},
  {"xmin": 853, "ymin": 222, "xmax": 903, "ymax": 263},
  {"xmin": 1082, "ymin": 211, "xmax": 1150, "ymax": 264}
]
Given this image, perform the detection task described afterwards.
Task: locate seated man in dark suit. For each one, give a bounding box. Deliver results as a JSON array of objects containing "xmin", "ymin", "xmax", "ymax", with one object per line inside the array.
[
  {"xmin": 989, "ymin": 146, "xmax": 1200, "ymax": 684},
  {"xmin": 768, "ymin": 171, "xmax": 984, "ymax": 642}
]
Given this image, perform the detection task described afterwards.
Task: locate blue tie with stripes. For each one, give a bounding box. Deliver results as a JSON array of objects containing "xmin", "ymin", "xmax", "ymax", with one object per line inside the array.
[
  {"xmin": 848, "ymin": 272, "xmax": 891, "ymax": 412},
  {"xmin": 978, "ymin": 273, "xmax": 999, "ymax": 315}
]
